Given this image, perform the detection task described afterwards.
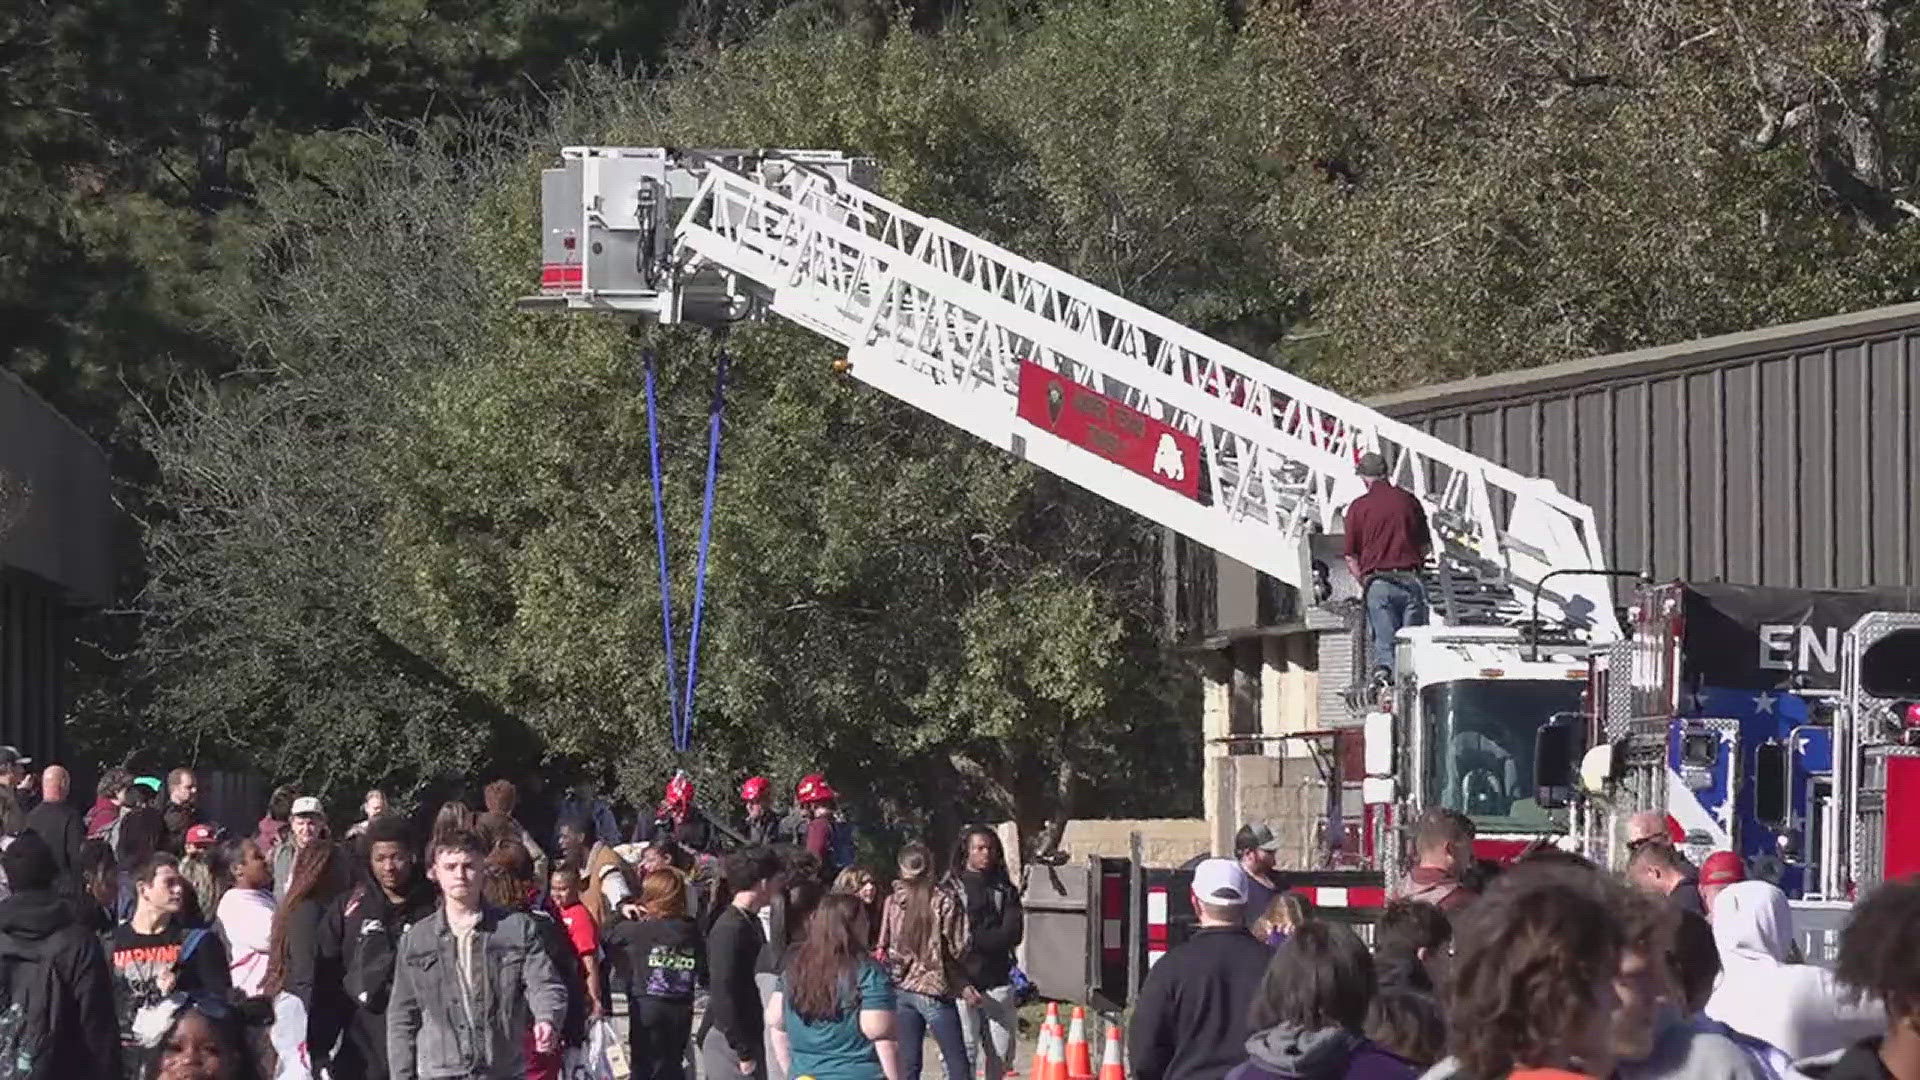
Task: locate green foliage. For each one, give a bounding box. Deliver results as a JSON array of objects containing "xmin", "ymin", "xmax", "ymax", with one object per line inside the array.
[{"xmin": 32, "ymin": 0, "xmax": 1920, "ymax": 833}]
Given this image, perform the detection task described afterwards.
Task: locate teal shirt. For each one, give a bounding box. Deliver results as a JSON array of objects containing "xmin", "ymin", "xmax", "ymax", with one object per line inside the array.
[{"xmin": 779, "ymin": 958, "xmax": 895, "ymax": 1080}]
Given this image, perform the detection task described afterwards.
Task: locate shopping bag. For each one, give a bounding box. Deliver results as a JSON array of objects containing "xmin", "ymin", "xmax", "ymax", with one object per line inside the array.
[
  {"xmin": 599, "ymin": 1018, "xmax": 631, "ymax": 1080},
  {"xmin": 563, "ymin": 1018, "xmax": 627, "ymax": 1080}
]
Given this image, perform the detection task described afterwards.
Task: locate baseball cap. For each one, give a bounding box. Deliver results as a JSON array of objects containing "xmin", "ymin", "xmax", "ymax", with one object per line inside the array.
[
  {"xmin": 0, "ymin": 746, "xmax": 31, "ymax": 768},
  {"xmin": 1191, "ymin": 858, "xmax": 1251, "ymax": 906},
  {"xmin": 1233, "ymin": 823, "xmax": 1283, "ymax": 855},
  {"xmin": 1356, "ymin": 452, "xmax": 1388, "ymax": 479},
  {"xmin": 132, "ymin": 776, "xmax": 163, "ymax": 793},
  {"xmin": 185, "ymin": 823, "xmax": 223, "ymax": 848},
  {"xmin": 1699, "ymin": 851, "xmax": 1746, "ymax": 888},
  {"xmin": 290, "ymin": 796, "xmax": 324, "ymax": 818}
]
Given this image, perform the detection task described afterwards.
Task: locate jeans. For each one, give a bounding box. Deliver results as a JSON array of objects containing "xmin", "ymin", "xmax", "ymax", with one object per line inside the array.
[
  {"xmin": 702, "ymin": 1024, "xmax": 766, "ymax": 1080},
  {"xmin": 957, "ymin": 986, "xmax": 1017, "ymax": 1080},
  {"xmin": 1365, "ymin": 572, "xmax": 1429, "ymax": 675},
  {"xmin": 896, "ymin": 990, "xmax": 970, "ymax": 1080},
  {"xmin": 755, "ymin": 973, "xmax": 785, "ymax": 1080}
]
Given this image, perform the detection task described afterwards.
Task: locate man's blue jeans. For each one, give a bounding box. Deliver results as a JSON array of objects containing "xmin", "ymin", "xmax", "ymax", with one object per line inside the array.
[
  {"xmin": 896, "ymin": 989, "xmax": 971, "ymax": 1080},
  {"xmin": 1365, "ymin": 572, "xmax": 1429, "ymax": 676}
]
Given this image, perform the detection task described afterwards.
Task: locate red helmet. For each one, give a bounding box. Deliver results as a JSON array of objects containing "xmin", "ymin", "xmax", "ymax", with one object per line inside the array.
[
  {"xmin": 665, "ymin": 774, "xmax": 694, "ymax": 808},
  {"xmin": 740, "ymin": 776, "xmax": 769, "ymax": 803},
  {"xmin": 795, "ymin": 773, "xmax": 837, "ymax": 806}
]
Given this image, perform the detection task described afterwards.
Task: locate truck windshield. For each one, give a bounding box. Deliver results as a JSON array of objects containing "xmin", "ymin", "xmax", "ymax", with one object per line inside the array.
[{"xmin": 1421, "ymin": 678, "xmax": 1585, "ymax": 834}]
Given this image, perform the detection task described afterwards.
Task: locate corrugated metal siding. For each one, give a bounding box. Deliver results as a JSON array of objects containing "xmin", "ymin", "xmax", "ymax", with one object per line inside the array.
[
  {"xmin": 1380, "ymin": 325, "xmax": 1920, "ymax": 589},
  {"xmin": 0, "ymin": 572, "xmax": 64, "ymax": 765}
]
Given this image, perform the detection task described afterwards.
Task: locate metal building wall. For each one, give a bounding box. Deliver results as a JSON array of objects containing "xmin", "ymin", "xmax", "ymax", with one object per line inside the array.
[
  {"xmin": 0, "ymin": 573, "xmax": 64, "ymax": 764},
  {"xmin": 1371, "ymin": 303, "xmax": 1920, "ymax": 590}
]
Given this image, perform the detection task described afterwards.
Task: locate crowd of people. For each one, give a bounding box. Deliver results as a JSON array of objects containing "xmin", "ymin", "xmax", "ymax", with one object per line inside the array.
[
  {"xmin": 0, "ymin": 758, "xmax": 1031, "ymax": 1080},
  {"xmin": 1132, "ymin": 806, "xmax": 1920, "ymax": 1080},
  {"xmin": 0, "ymin": 742, "xmax": 1914, "ymax": 1080}
]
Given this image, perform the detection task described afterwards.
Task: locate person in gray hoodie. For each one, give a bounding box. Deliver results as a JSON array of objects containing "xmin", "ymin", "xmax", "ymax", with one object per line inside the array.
[
  {"xmin": 385, "ymin": 829, "xmax": 566, "ymax": 1080},
  {"xmin": 1226, "ymin": 921, "xmax": 1417, "ymax": 1080}
]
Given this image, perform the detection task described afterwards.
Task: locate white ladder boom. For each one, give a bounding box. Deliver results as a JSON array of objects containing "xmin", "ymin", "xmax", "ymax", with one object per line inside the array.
[{"xmin": 524, "ymin": 147, "xmax": 1620, "ymax": 641}]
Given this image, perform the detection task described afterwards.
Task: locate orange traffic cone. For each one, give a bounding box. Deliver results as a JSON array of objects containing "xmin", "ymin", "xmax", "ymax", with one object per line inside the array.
[
  {"xmin": 1026, "ymin": 1019, "xmax": 1055, "ymax": 1080},
  {"xmin": 1098, "ymin": 1023, "xmax": 1125, "ymax": 1080},
  {"xmin": 1048, "ymin": 1021, "xmax": 1071, "ymax": 1080},
  {"xmin": 1065, "ymin": 1007, "xmax": 1094, "ymax": 1080}
]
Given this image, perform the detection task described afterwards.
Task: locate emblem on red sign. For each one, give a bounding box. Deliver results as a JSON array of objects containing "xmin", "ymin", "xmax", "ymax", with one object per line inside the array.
[{"xmin": 1014, "ymin": 361, "xmax": 1202, "ymax": 500}]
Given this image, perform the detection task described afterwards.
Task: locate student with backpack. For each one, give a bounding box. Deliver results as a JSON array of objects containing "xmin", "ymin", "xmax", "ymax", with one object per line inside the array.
[
  {"xmin": 110, "ymin": 852, "xmax": 231, "ymax": 1077},
  {"xmin": 0, "ymin": 831, "xmax": 123, "ymax": 1077},
  {"xmin": 321, "ymin": 814, "xmax": 436, "ymax": 1080}
]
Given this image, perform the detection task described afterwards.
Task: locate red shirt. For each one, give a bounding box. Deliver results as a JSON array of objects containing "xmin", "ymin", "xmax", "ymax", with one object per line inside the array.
[
  {"xmin": 1343, "ymin": 480, "xmax": 1431, "ymax": 576},
  {"xmin": 557, "ymin": 901, "xmax": 598, "ymax": 959}
]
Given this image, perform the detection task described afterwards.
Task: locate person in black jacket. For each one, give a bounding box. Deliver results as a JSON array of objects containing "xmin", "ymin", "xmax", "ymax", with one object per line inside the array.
[
  {"xmin": 701, "ymin": 846, "xmax": 781, "ymax": 1080},
  {"xmin": 754, "ymin": 851, "xmax": 823, "ymax": 1080},
  {"xmin": 610, "ymin": 868, "xmax": 708, "ymax": 1080},
  {"xmin": 949, "ymin": 825, "xmax": 1024, "ymax": 1080},
  {"xmin": 264, "ymin": 838, "xmax": 349, "ymax": 1074},
  {"xmin": 22, "ymin": 765, "xmax": 85, "ymax": 899},
  {"xmin": 1129, "ymin": 859, "xmax": 1272, "ymax": 1080},
  {"xmin": 322, "ymin": 815, "xmax": 436, "ymax": 1080},
  {"xmin": 0, "ymin": 831, "xmax": 124, "ymax": 1077}
]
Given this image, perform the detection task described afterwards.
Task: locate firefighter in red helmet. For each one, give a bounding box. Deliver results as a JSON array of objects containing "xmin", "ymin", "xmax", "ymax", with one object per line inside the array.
[
  {"xmin": 643, "ymin": 770, "xmax": 718, "ymax": 854},
  {"xmin": 791, "ymin": 774, "xmax": 855, "ymax": 874},
  {"xmin": 739, "ymin": 775, "xmax": 780, "ymax": 847}
]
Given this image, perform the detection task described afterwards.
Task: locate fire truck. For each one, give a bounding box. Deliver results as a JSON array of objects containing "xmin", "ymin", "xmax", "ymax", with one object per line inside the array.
[
  {"xmin": 522, "ymin": 146, "xmax": 1630, "ymax": 999},
  {"xmin": 1561, "ymin": 583, "xmax": 1920, "ymax": 932}
]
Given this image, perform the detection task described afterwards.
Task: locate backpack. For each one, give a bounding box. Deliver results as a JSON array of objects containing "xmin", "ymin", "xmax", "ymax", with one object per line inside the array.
[{"xmin": 0, "ymin": 936, "xmax": 62, "ymax": 1079}]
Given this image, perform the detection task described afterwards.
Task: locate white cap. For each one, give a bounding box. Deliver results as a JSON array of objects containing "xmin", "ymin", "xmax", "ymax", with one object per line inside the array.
[
  {"xmin": 290, "ymin": 796, "xmax": 324, "ymax": 818},
  {"xmin": 1190, "ymin": 858, "xmax": 1250, "ymax": 906}
]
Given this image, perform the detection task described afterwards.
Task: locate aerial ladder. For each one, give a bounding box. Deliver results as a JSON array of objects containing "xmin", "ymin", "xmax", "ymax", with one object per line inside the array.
[{"xmin": 519, "ymin": 146, "xmax": 1621, "ymax": 645}]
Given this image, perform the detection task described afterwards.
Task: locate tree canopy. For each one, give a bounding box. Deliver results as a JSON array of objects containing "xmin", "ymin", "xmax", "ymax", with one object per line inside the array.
[{"xmin": 13, "ymin": 0, "xmax": 1920, "ymax": 833}]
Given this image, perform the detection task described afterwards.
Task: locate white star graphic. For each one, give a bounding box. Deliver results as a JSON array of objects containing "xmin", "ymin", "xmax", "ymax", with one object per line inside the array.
[{"xmin": 1754, "ymin": 691, "xmax": 1776, "ymax": 715}]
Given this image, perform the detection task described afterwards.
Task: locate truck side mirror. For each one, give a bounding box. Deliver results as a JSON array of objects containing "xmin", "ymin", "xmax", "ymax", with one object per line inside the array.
[
  {"xmin": 1754, "ymin": 740, "xmax": 1790, "ymax": 829},
  {"xmin": 1534, "ymin": 717, "xmax": 1580, "ymax": 809}
]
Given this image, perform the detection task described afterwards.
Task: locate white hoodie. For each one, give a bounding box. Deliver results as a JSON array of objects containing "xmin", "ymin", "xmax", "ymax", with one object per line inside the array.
[{"xmin": 1703, "ymin": 882, "xmax": 1881, "ymax": 1060}]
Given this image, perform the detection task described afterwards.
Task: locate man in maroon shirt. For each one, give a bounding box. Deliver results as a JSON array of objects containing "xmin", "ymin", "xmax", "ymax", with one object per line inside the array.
[{"xmin": 1343, "ymin": 452, "xmax": 1432, "ymax": 680}]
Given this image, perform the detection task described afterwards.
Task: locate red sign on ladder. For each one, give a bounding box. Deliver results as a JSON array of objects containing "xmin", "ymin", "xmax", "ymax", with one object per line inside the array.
[{"xmin": 1015, "ymin": 361, "xmax": 1202, "ymax": 501}]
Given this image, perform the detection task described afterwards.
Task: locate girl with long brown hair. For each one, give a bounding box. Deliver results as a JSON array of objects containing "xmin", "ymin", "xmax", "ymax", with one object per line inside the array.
[
  {"xmin": 264, "ymin": 839, "xmax": 350, "ymax": 1073},
  {"xmin": 875, "ymin": 842, "xmax": 970, "ymax": 1080},
  {"xmin": 768, "ymin": 892, "xmax": 900, "ymax": 1080},
  {"xmin": 609, "ymin": 869, "xmax": 706, "ymax": 1080}
]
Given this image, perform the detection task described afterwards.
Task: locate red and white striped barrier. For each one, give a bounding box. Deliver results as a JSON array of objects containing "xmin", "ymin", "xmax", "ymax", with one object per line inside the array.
[
  {"xmin": 1145, "ymin": 885, "xmax": 1170, "ymax": 967},
  {"xmin": 1289, "ymin": 885, "xmax": 1387, "ymax": 909}
]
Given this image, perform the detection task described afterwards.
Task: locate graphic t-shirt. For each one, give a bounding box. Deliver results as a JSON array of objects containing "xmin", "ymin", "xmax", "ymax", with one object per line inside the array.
[
  {"xmin": 607, "ymin": 915, "xmax": 703, "ymax": 1001},
  {"xmin": 111, "ymin": 921, "xmax": 232, "ymax": 1064},
  {"xmin": 779, "ymin": 958, "xmax": 894, "ymax": 1080}
]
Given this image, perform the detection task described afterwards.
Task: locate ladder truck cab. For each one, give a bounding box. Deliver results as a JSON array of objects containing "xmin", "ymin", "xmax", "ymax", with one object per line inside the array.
[
  {"xmin": 1574, "ymin": 582, "xmax": 1920, "ymax": 903},
  {"xmin": 1365, "ymin": 625, "xmax": 1595, "ymax": 875}
]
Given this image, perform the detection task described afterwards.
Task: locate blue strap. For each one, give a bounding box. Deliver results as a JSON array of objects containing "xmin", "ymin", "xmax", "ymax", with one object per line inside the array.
[
  {"xmin": 677, "ymin": 351, "xmax": 728, "ymax": 752},
  {"xmin": 644, "ymin": 348, "xmax": 729, "ymax": 754},
  {"xmin": 643, "ymin": 352, "xmax": 683, "ymax": 747}
]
